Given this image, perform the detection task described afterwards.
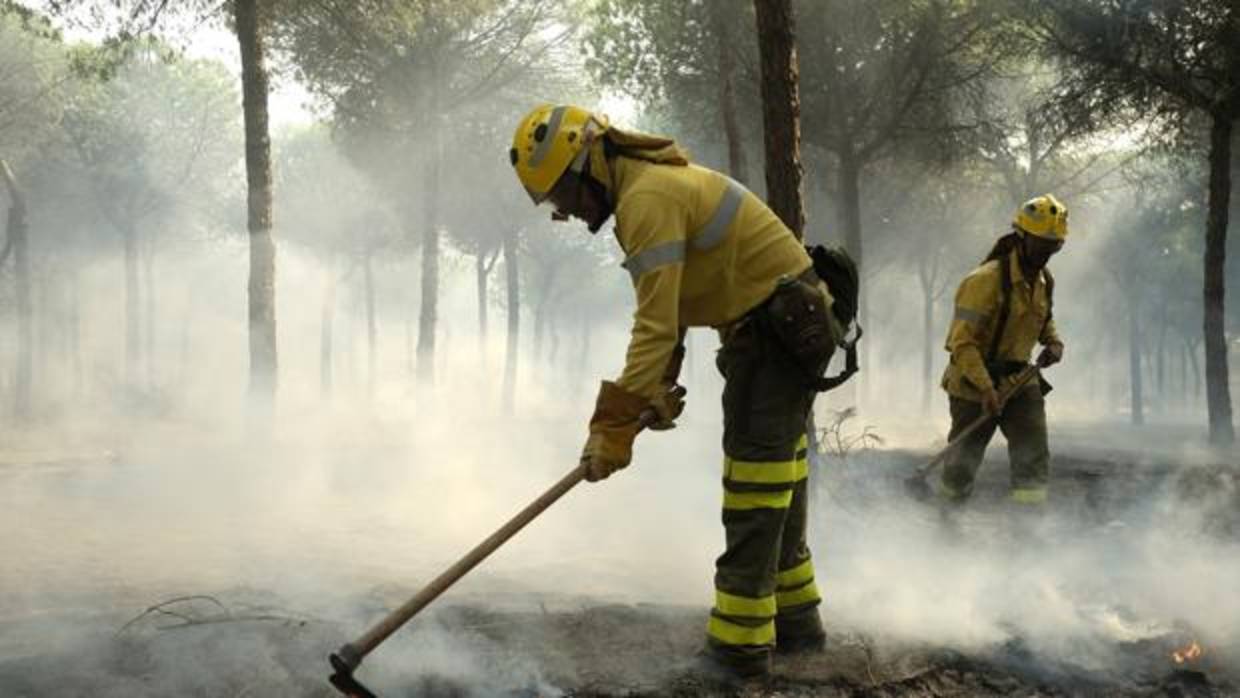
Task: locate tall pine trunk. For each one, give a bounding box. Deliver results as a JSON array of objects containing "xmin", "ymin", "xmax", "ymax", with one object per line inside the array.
[
  {"xmin": 320, "ymin": 255, "xmax": 337, "ymax": 399},
  {"xmin": 3, "ymin": 161, "xmax": 31, "ymax": 418},
  {"xmin": 1128, "ymin": 299, "xmax": 1144, "ymax": 426},
  {"xmin": 1202, "ymin": 114, "xmax": 1233, "ymax": 444},
  {"xmin": 364, "ymin": 250, "xmax": 376, "ymax": 398},
  {"xmin": 921, "ymin": 282, "xmax": 934, "ymax": 415},
  {"xmin": 502, "ymin": 228, "xmax": 520, "ymax": 414},
  {"xmin": 753, "ymin": 0, "xmax": 805, "ymax": 237},
  {"xmin": 476, "ymin": 253, "xmax": 488, "ymax": 352},
  {"xmin": 236, "ymin": 0, "xmax": 278, "ymax": 406},
  {"xmin": 123, "ymin": 225, "xmax": 140, "ymax": 391},
  {"xmin": 416, "ymin": 141, "xmax": 441, "ymax": 384},
  {"xmin": 712, "ymin": 0, "xmax": 749, "ymax": 185},
  {"xmin": 143, "ymin": 238, "xmax": 155, "ymax": 388}
]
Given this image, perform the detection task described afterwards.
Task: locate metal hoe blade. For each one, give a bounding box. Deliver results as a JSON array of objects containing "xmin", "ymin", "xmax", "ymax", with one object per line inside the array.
[{"xmin": 329, "ymin": 652, "xmax": 377, "ymax": 698}]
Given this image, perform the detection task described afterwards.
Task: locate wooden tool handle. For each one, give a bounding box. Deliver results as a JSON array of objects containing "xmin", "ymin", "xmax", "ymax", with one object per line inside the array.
[{"xmin": 916, "ymin": 365, "xmax": 1041, "ymax": 477}]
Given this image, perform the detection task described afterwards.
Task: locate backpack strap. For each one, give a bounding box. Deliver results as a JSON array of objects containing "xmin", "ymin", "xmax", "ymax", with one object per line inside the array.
[
  {"xmin": 1041, "ymin": 268, "xmax": 1055, "ymax": 337},
  {"xmin": 986, "ymin": 255, "xmax": 1013, "ymax": 363}
]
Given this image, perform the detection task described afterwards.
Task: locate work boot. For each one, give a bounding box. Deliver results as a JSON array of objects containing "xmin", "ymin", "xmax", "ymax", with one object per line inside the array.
[
  {"xmin": 776, "ymin": 632, "xmax": 826, "ymax": 655},
  {"xmin": 689, "ymin": 646, "xmax": 772, "ymax": 686},
  {"xmin": 775, "ymin": 609, "xmax": 826, "ymax": 655}
]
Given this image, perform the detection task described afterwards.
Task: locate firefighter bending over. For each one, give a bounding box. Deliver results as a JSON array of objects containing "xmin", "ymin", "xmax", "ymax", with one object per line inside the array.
[{"xmin": 509, "ymin": 104, "xmax": 859, "ymax": 680}]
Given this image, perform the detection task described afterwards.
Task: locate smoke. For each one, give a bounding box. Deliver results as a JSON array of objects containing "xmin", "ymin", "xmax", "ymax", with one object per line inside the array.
[{"xmin": 816, "ymin": 441, "xmax": 1240, "ymax": 687}]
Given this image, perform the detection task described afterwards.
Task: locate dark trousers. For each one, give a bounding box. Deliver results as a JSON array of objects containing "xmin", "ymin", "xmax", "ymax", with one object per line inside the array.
[
  {"xmin": 708, "ymin": 319, "xmax": 824, "ymax": 668},
  {"xmin": 940, "ymin": 382, "xmax": 1050, "ymax": 504}
]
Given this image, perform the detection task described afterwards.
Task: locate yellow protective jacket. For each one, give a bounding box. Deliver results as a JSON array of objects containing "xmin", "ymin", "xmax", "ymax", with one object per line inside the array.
[
  {"xmin": 941, "ymin": 250, "xmax": 1061, "ymax": 400},
  {"xmin": 600, "ymin": 152, "xmax": 820, "ymax": 400}
]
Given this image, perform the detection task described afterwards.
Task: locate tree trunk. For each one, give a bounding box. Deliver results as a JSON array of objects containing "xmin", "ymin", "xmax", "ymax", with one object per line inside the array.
[
  {"xmin": 123, "ymin": 225, "xmax": 140, "ymax": 391},
  {"xmin": 476, "ymin": 253, "xmax": 488, "ymax": 352},
  {"xmin": 3, "ymin": 161, "xmax": 31, "ymax": 418},
  {"xmin": 838, "ymin": 148, "xmax": 864, "ymax": 273},
  {"xmin": 921, "ymin": 281, "xmax": 934, "ymax": 415},
  {"xmin": 320, "ymin": 255, "xmax": 336, "ymax": 398},
  {"xmin": 364, "ymin": 249, "xmax": 376, "ymax": 398},
  {"xmin": 839, "ymin": 148, "xmax": 866, "ymax": 404},
  {"xmin": 236, "ymin": 0, "xmax": 278, "ymax": 406},
  {"xmin": 1202, "ymin": 114, "xmax": 1234, "ymax": 444},
  {"xmin": 416, "ymin": 143, "xmax": 441, "ymax": 384},
  {"xmin": 143, "ymin": 237, "xmax": 155, "ymax": 389},
  {"xmin": 502, "ymin": 228, "xmax": 520, "ymax": 414},
  {"xmin": 1188, "ymin": 338, "xmax": 1202, "ymax": 402},
  {"xmin": 712, "ymin": 0, "xmax": 749, "ymax": 185},
  {"xmin": 1129, "ymin": 299, "xmax": 1144, "ymax": 426},
  {"xmin": 1150, "ymin": 312, "xmax": 1160, "ymax": 409},
  {"xmin": 13, "ymin": 212, "xmax": 29, "ymax": 418},
  {"xmin": 752, "ymin": 0, "xmax": 805, "ymax": 237},
  {"xmin": 70, "ymin": 266, "xmax": 82, "ymax": 397}
]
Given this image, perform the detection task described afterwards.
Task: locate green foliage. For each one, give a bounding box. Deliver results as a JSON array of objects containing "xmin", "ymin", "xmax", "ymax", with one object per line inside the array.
[
  {"xmin": 0, "ymin": 5, "xmax": 71, "ymax": 168},
  {"xmin": 1031, "ymin": 0, "xmax": 1240, "ymax": 135},
  {"xmin": 61, "ymin": 50, "xmax": 242, "ymax": 238},
  {"xmin": 584, "ymin": 0, "xmax": 760, "ymax": 151}
]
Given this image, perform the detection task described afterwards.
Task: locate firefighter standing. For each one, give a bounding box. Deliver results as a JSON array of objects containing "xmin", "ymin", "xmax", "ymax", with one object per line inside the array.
[
  {"xmin": 509, "ymin": 104, "xmax": 857, "ymax": 680},
  {"xmin": 940, "ymin": 195, "xmax": 1068, "ymax": 506}
]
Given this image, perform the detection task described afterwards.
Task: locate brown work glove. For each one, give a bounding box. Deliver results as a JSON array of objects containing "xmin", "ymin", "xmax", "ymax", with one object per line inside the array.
[
  {"xmin": 580, "ymin": 381, "xmax": 648, "ymax": 482},
  {"xmin": 1036, "ymin": 342, "xmax": 1064, "ymax": 368}
]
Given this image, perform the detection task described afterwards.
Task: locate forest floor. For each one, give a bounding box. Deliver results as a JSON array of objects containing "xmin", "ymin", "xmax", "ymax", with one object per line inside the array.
[{"xmin": 1, "ymin": 416, "xmax": 1237, "ymax": 697}]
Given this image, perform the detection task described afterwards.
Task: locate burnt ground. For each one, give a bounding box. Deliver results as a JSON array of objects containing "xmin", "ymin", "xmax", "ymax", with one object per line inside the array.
[{"xmin": 2, "ymin": 439, "xmax": 1237, "ymax": 697}]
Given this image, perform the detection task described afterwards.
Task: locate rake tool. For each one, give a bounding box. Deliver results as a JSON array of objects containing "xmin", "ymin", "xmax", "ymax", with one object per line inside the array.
[
  {"xmin": 328, "ymin": 409, "xmax": 665, "ymax": 697},
  {"xmin": 903, "ymin": 364, "xmax": 1041, "ymax": 501}
]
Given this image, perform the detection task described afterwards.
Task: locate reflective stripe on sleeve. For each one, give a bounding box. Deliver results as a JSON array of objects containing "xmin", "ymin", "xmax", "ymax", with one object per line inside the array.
[
  {"xmin": 693, "ymin": 178, "xmax": 745, "ymax": 250},
  {"xmin": 527, "ymin": 106, "xmax": 566, "ymax": 168},
  {"xmin": 622, "ymin": 240, "xmax": 686, "ymax": 280},
  {"xmin": 954, "ymin": 306, "xmax": 989, "ymax": 326}
]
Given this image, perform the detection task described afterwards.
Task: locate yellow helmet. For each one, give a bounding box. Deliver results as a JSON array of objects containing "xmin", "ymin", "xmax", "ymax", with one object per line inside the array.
[
  {"xmin": 509, "ymin": 104, "xmax": 609, "ymax": 204},
  {"xmin": 1013, "ymin": 194, "xmax": 1069, "ymax": 241}
]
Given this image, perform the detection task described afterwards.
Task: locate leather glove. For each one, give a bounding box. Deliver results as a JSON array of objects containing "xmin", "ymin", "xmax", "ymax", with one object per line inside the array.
[
  {"xmin": 646, "ymin": 384, "xmax": 688, "ymax": 431},
  {"xmin": 580, "ymin": 381, "xmax": 648, "ymax": 482},
  {"xmin": 980, "ymin": 386, "xmax": 1002, "ymax": 415},
  {"xmin": 1036, "ymin": 342, "xmax": 1063, "ymax": 368}
]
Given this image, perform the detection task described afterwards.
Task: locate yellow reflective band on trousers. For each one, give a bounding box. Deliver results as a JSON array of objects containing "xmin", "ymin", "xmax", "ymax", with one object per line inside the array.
[
  {"xmin": 724, "ymin": 434, "xmax": 809, "ymax": 486},
  {"xmin": 715, "ymin": 590, "xmax": 776, "ymax": 619},
  {"xmin": 1010, "ymin": 487, "xmax": 1048, "ymax": 504},
  {"xmin": 776, "ymin": 581, "xmax": 821, "ymax": 609},
  {"xmin": 707, "ymin": 615, "xmax": 775, "ymax": 646},
  {"xmin": 723, "ymin": 488, "xmax": 793, "ymax": 510},
  {"xmin": 725, "ymin": 456, "xmax": 797, "ymax": 484},
  {"xmin": 776, "ymin": 559, "xmax": 815, "ymax": 588}
]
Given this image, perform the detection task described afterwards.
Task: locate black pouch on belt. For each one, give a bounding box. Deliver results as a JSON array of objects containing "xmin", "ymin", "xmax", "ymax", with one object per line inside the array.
[{"xmin": 762, "ymin": 274, "xmax": 836, "ymax": 376}]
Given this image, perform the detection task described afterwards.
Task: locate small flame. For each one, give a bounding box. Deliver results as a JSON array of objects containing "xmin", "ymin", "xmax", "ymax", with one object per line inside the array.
[{"xmin": 1172, "ymin": 640, "xmax": 1203, "ymax": 664}]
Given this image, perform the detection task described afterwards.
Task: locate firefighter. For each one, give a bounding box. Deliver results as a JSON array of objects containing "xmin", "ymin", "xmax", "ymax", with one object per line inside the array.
[
  {"xmin": 509, "ymin": 104, "xmax": 858, "ymax": 680},
  {"xmin": 939, "ymin": 194, "xmax": 1067, "ymax": 506}
]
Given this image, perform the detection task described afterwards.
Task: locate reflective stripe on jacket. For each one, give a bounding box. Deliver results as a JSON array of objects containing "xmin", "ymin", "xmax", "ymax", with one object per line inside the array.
[
  {"xmin": 941, "ymin": 249, "xmax": 1060, "ymax": 400},
  {"xmin": 608, "ymin": 156, "xmax": 815, "ymax": 399}
]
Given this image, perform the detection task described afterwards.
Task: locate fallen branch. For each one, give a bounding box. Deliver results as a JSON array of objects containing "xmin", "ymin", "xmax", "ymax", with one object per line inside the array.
[{"xmin": 116, "ymin": 595, "xmax": 316, "ymax": 636}]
